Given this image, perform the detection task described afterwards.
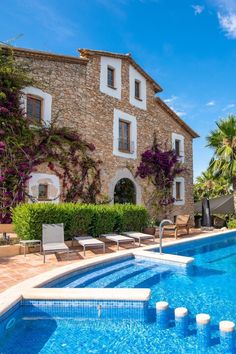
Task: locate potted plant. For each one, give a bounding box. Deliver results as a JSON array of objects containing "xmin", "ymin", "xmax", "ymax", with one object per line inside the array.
[{"xmin": 144, "ymin": 218, "xmax": 157, "ymax": 235}]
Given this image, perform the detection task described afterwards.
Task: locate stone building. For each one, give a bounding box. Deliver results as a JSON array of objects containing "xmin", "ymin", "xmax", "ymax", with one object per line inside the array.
[{"xmin": 11, "ymin": 46, "xmax": 198, "ymax": 220}]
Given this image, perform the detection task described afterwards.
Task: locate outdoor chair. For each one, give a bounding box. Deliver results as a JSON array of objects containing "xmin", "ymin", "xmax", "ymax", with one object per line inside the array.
[
  {"xmin": 122, "ymin": 231, "xmax": 155, "ymax": 246},
  {"xmin": 73, "ymin": 236, "xmax": 105, "ymax": 256},
  {"xmin": 162, "ymin": 215, "xmax": 190, "ymax": 239},
  {"xmin": 42, "ymin": 223, "xmax": 69, "ymax": 263}
]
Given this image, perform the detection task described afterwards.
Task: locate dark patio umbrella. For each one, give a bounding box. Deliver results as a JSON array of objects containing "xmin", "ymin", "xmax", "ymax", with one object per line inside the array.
[{"xmin": 201, "ymin": 197, "xmax": 212, "ymax": 227}]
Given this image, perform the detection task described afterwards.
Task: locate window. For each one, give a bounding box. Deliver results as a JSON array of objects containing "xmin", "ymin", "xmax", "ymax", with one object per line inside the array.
[
  {"xmin": 119, "ymin": 120, "xmax": 130, "ymax": 152},
  {"xmin": 134, "ymin": 80, "xmax": 141, "ymax": 99},
  {"xmin": 173, "ymin": 177, "xmax": 185, "ymax": 205},
  {"xmin": 175, "ymin": 181, "xmax": 182, "ymax": 201},
  {"xmin": 172, "ymin": 133, "xmax": 185, "ymax": 162},
  {"xmin": 113, "ymin": 109, "xmax": 137, "ymax": 159},
  {"xmin": 38, "ymin": 184, "xmax": 48, "ymax": 200},
  {"xmin": 175, "ymin": 139, "xmax": 181, "ymax": 157},
  {"xmin": 107, "ymin": 66, "xmax": 115, "ymax": 88},
  {"xmin": 27, "ymin": 96, "xmax": 42, "ymax": 122}
]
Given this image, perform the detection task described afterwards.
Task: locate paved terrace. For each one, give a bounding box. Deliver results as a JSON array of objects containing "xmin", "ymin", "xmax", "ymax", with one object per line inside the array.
[{"xmin": 0, "ymin": 229, "xmax": 220, "ymax": 293}]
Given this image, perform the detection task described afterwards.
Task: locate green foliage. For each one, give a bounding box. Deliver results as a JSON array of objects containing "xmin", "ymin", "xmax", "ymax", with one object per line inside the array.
[
  {"xmin": 207, "ymin": 115, "xmax": 236, "ymax": 182},
  {"xmin": 227, "ymin": 218, "xmax": 236, "ymax": 229},
  {"xmin": 12, "ymin": 203, "xmax": 148, "ymax": 240},
  {"xmin": 114, "ymin": 204, "xmax": 149, "ymax": 232},
  {"xmin": 194, "ymin": 168, "xmax": 232, "ymax": 202}
]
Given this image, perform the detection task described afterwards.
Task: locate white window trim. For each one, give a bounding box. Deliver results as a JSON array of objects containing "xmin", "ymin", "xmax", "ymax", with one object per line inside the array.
[
  {"xmin": 173, "ymin": 177, "xmax": 185, "ymax": 206},
  {"xmin": 113, "ymin": 109, "xmax": 137, "ymax": 159},
  {"xmin": 172, "ymin": 133, "xmax": 185, "ymax": 163},
  {"xmin": 28, "ymin": 173, "xmax": 60, "ymax": 204},
  {"xmin": 129, "ymin": 65, "xmax": 147, "ymax": 110},
  {"xmin": 100, "ymin": 57, "xmax": 121, "ymax": 99},
  {"xmin": 22, "ymin": 86, "xmax": 52, "ymax": 125}
]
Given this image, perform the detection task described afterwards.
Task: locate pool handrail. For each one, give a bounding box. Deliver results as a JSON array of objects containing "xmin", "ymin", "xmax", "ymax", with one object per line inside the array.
[{"xmin": 159, "ymin": 219, "xmax": 173, "ymax": 254}]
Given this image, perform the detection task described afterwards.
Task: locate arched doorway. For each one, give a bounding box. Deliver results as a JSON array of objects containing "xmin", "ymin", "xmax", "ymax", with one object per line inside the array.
[{"xmin": 114, "ymin": 178, "xmax": 136, "ymax": 204}]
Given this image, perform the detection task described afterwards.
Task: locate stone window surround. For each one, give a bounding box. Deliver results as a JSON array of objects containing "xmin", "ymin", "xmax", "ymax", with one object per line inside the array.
[
  {"xmin": 113, "ymin": 109, "xmax": 137, "ymax": 159},
  {"xmin": 100, "ymin": 56, "xmax": 121, "ymax": 100},
  {"xmin": 172, "ymin": 132, "xmax": 185, "ymax": 163},
  {"xmin": 173, "ymin": 177, "xmax": 185, "ymax": 206},
  {"xmin": 108, "ymin": 168, "xmax": 142, "ymax": 204},
  {"xmin": 129, "ymin": 65, "xmax": 147, "ymax": 110},
  {"xmin": 22, "ymin": 86, "xmax": 52, "ymax": 125},
  {"xmin": 28, "ymin": 173, "xmax": 60, "ymax": 204}
]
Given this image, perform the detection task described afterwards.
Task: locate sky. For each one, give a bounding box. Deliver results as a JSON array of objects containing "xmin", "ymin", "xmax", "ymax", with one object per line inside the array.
[{"xmin": 0, "ymin": 0, "xmax": 236, "ymax": 179}]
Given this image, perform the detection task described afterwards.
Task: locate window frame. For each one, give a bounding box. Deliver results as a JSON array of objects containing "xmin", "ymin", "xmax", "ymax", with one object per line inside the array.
[
  {"xmin": 134, "ymin": 79, "xmax": 141, "ymax": 100},
  {"xmin": 173, "ymin": 177, "xmax": 185, "ymax": 205},
  {"xmin": 107, "ymin": 66, "xmax": 115, "ymax": 89},
  {"xmin": 175, "ymin": 181, "xmax": 182, "ymax": 201},
  {"xmin": 172, "ymin": 133, "xmax": 185, "ymax": 163},
  {"xmin": 119, "ymin": 119, "xmax": 131, "ymax": 153},
  {"xmin": 26, "ymin": 95, "xmax": 43, "ymax": 123},
  {"xmin": 38, "ymin": 184, "xmax": 48, "ymax": 201}
]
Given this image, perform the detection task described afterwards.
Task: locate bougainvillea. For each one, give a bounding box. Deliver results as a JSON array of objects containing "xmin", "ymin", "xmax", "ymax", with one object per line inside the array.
[
  {"xmin": 0, "ymin": 47, "xmax": 101, "ymax": 223},
  {"xmin": 136, "ymin": 134, "xmax": 185, "ymax": 217}
]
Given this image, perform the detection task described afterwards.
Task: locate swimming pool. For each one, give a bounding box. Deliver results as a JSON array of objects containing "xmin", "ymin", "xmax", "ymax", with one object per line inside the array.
[{"xmin": 1, "ymin": 231, "xmax": 236, "ymax": 353}]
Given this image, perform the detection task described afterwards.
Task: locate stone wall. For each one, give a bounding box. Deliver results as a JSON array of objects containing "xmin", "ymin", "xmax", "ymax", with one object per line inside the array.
[{"xmin": 14, "ymin": 49, "xmax": 196, "ymax": 223}]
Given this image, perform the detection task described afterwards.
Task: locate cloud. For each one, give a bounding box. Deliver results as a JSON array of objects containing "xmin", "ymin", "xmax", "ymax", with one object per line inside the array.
[
  {"xmin": 222, "ymin": 103, "xmax": 235, "ymax": 111},
  {"xmin": 192, "ymin": 5, "xmax": 205, "ymax": 15},
  {"xmin": 218, "ymin": 12, "xmax": 236, "ymax": 38},
  {"xmin": 206, "ymin": 100, "xmax": 216, "ymax": 106},
  {"xmin": 164, "ymin": 95, "xmax": 178, "ymax": 104},
  {"xmin": 213, "ymin": 0, "xmax": 236, "ymax": 38},
  {"xmin": 164, "ymin": 96, "xmax": 187, "ymax": 117}
]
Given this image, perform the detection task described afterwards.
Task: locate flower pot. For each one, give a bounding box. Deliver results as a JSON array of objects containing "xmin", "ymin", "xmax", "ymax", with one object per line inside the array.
[{"xmin": 144, "ymin": 227, "xmax": 156, "ymax": 235}]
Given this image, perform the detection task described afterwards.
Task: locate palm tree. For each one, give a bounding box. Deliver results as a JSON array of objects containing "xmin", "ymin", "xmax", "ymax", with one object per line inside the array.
[
  {"xmin": 206, "ymin": 115, "xmax": 236, "ymax": 214},
  {"xmin": 194, "ymin": 168, "xmax": 231, "ymax": 202}
]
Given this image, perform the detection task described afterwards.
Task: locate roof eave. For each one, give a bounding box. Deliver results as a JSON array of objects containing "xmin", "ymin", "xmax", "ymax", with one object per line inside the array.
[
  {"xmin": 1, "ymin": 45, "xmax": 88, "ymax": 65},
  {"xmin": 78, "ymin": 48, "xmax": 162, "ymax": 93},
  {"xmin": 155, "ymin": 97, "xmax": 199, "ymax": 138}
]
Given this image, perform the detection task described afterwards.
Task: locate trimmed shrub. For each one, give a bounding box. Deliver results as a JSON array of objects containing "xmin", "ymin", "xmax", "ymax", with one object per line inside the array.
[
  {"xmin": 12, "ymin": 203, "xmax": 148, "ymax": 240},
  {"xmin": 227, "ymin": 219, "xmax": 236, "ymax": 229},
  {"xmin": 114, "ymin": 204, "xmax": 149, "ymax": 232}
]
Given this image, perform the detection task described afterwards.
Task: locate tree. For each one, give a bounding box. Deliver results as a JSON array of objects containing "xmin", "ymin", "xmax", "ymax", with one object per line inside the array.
[
  {"xmin": 206, "ymin": 115, "xmax": 236, "ymax": 213},
  {"xmin": 0, "ymin": 47, "xmax": 101, "ymax": 223},
  {"xmin": 194, "ymin": 167, "xmax": 232, "ymax": 202},
  {"xmin": 136, "ymin": 134, "xmax": 185, "ymax": 218}
]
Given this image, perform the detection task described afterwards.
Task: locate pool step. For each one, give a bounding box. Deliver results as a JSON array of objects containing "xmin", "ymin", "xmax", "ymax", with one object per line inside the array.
[{"xmin": 133, "ymin": 250, "xmax": 194, "ymax": 265}]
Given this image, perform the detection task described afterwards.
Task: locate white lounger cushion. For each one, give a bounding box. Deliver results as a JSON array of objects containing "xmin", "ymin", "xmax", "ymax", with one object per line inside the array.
[
  {"xmin": 122, "ymin": 232, "xmax": 154, "ymax": 240},
  {"xmin": 43, "ymin": 242, "xmax": 69, "ymax": 251},
  {"xmin": 101, "ymin": 234, "xmax": 133, "ymax": 243},
  {"xmin": 74, "ymin": 236, "xmax": 104, "ymax": 246}
]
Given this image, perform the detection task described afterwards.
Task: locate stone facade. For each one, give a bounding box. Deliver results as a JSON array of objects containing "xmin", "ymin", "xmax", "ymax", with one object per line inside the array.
[{"xmin": 12, "ymin": 47, "xmax": 198, "ymax": 222}]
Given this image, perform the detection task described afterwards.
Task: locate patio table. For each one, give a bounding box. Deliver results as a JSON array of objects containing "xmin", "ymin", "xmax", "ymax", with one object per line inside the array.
[{"xmin": 20, "ymin": 239, "xmax": 42, "ymax": 257}]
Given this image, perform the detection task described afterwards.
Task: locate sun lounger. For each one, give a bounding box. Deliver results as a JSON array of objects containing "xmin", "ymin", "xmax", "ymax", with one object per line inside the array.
[
  {"xmin": 122, "ymin": 231, "xmax": 155, "ymax": 246},
  {"xmin": 42, "ymin": 223, "xmax": 69, "ymax": 263},
  {"xmin": 73, "ymin": 236, "xmax": 105, "ymax": 256},
  {"xmin": 100, "ymin": 233, "xmax": 135, "ymax": 250},
  {"xmin": 162, "ymin": 215, "xmax": 190, "ymax": 239}
]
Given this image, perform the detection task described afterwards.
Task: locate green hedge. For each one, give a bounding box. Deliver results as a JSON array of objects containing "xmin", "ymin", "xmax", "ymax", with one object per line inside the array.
[
  {"xmin": 12, "ymin": 203, "xmax": 148, "ymax": 240},
  {"xmin": 227, "ymin": 219, "xmax": 236, "ymax": 229}
]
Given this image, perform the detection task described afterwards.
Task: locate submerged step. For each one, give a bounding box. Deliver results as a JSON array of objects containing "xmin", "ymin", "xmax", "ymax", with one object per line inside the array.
[{"xmin": 133, "ymin": 250, "xmax": 194, "ymax": 265}]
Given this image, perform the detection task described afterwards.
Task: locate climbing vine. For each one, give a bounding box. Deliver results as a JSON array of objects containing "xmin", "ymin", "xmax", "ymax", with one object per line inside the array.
[
  {"xmin": 0, "ymin": 47, "xmax": 101, "ymax": 223},
  {"xmin": 136, "ymin": 134, "xmax": 185, "ymax": 217}
]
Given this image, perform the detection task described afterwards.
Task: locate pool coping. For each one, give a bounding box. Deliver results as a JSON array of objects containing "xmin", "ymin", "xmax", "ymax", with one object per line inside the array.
[
  {"xmin": 0, "ymin": 228, "xmax": 235, "ymax": 317},
  {"xmin": 22, "ymin": 288, "xmax": 151, "ymax": 301}
]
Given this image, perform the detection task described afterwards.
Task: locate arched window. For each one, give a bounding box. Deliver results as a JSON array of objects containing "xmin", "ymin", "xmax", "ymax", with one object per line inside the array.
[{"xmin": 114, "ymin": 178, "xmax": 136, "ymax": 204}]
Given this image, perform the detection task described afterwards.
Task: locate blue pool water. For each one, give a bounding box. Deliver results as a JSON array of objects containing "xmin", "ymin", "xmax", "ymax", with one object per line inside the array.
[{"xmin": 1, "ymin": 232, "xmax": 236, "ymax": 353}]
